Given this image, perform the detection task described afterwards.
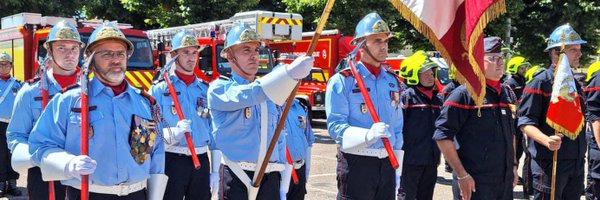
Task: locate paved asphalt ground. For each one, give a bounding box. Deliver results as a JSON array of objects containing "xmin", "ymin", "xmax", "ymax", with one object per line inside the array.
[{"xmin": 0, "ymin": 118, "xmax": 587, "ymax": 200}]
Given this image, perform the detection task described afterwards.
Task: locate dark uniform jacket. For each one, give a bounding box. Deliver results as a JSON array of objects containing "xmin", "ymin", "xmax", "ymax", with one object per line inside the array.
[
  {"xmin": 505, "ymin": 74, "xmax": 526, "ymax": 102},
  {"xmin": 585, "ymin": 71, "xmax": 600, "ymax": 153},
  {"xmin": 433, "ymin": 84, "xmax": 515, "ymax": 185},
  {"xmin": 438, "ymin": 80, "xmax": 460, "ymax": 102},
  {"xmin": 401, "ymin": 86, "xmax": 442, "ymax": 166},
  {"xmin": 518, "ymin": 67, "xmax": 586, "ymax": 160}
]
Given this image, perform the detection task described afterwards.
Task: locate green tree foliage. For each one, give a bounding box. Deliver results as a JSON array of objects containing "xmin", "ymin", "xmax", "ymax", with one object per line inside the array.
[
  {"xmin": 487, "ymin": 0, "xmax": 600, "ymax": 67},
  {"xmin": 282, "ymin": 0, "xmax": 433, "ymax": 52},
  {"xmin": 0, "ymin": 0, "xmax": 82, "ymax": 18}
]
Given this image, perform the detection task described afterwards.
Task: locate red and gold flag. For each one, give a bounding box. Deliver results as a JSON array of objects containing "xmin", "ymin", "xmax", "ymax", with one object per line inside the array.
[
  {"xmin": 546, "ymin": 53, "xmax": 584, "ymax": 139},
  {"xmin": 389, "ymin": 0, "xmax": 506, "ymax": 105}
]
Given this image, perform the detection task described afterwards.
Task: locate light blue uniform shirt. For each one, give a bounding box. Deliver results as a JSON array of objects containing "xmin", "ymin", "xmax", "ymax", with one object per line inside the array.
[
  {"xmin": 285, "ymin": 99, "xmax": 314, "ymax": 161},
  {"xmin": 326, "ymin": 61, "xmax": 404, "ymax": 150},
  {"xmin": 29, "ymin": 77, "xmax": 165, "ymax": 187},
  {"xmin": 149, "ymin": 74, "xmax": 215, "ymax": 149},
  {"xmin": 0, "ymin": 77, "xmax": 22, "ymax": 119},
  {"xmin": 7, "ymin": 72, "xmax": 63, "ymax": 151},
  {"xmin": 207, "ymin": 72, "xmax": 286, "ymax": 163}
]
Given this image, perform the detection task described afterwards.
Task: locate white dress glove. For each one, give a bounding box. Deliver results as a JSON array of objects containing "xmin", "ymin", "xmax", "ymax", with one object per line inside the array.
[
  {"xmin": 285, "ymin": 56, "xmax": 314, "ymax": 79},
  {"xmin": 366, "ymin": 122, "xmax": 392, "ymax": 145},
  {"xmin": 66, "ymin": 155, "xmax": 97, "ymax": 178},
  {"xmin": 279, "ymin": 164, "xmax": 293, "ymax": 200},
  {"xmin": 163, "ymin": 119, "xmax": 191, "ymax": 144},
  {"xmin": 210, "ymin": 150, "xmax": 222, "ymax": 196}
]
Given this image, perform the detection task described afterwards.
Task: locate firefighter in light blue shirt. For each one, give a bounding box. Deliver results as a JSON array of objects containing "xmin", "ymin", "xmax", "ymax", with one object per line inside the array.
[
  {"xmin": 325, "ymin": 12, "xmax": 404, "ymax": 200},
  {"xmin": 149, "ymin": 30, "xmax": 220, "ymax": 200},
  {"xmin": 207, "ymin": 22, "xmax": 313, "ymax": 200},
  {"xmin": 284, "ymin": 99, "xmax": 315, "ymax": 200},
  {"xmin": 28, "ymin": 23, "xmax": 167, "ymax": 200},
  {"xmin": 7, "ymin": 21, "xmax": 83, "ymax": 200},
  {"xmin": 0, "ymin": 52, "xmax": 22, "ymax": 197}
]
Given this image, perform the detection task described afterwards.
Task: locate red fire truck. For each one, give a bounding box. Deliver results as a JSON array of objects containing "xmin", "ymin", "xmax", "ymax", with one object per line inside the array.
[
  {"xmin": 0, "ymin": 13, "xmax": 155, "ymax": 90},
  {"xmin": 146, "ymin": 10, "xmax": 303, "ymax": 82}
]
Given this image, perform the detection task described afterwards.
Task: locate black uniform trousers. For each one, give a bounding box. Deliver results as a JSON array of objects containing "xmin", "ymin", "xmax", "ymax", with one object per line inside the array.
[
  {"xmin": 588, "ymin": 147, "xmax": 600, "ymax": 200},
  {"xmin": 287, "ymin": 164, "xmax": 307, "ymax": 200},
  {"xmin": 399, "ymin": 164, "xmax": 437, "ymax": 200},
  {"xmin": 531, "ymin": 158, "xmax": 584, "ymax": 200},
  {"xmin": 163, "ymin": 152, "xmax": 211, "ymax": 200},
  {"xmin": 336, "ymin": 151, "xmax": 395, "ymax": 200},
  {"xmin": 0, "ymin": 122, "xmax": 18, "ymax": 182},
  {"xmin": 27, "ymin": 167, "xmax": 66, "ymax": 200},
  {"xmin": 220, "ymin": 165, "xmax": 280, "ymax": 200},
  {"xmin": 67, "ymin": 186, "xmax": 146, "ymax": 200},
  {"xmin": 451, "ymin": 172, "xmax": 513, "ymax": 200},
  {"xmin": 522, "ymin": 146, "xmax": 533, "ymax": 196}
]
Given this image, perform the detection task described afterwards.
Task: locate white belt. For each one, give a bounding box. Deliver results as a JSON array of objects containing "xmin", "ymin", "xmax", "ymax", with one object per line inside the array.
[
  {"xmin": 165, "ymin": 146, "xmax": 207, "ymax": 156},
  {"xmin": 293, "ymin": 160, "xmax": 305, "ymax": 170},
  {"xmin": 0, "ymin": 118, "xmax": 10, "ymax": 123},
  {"xmin": 73, "ymin": 181, "xmax": 146, "ymax": 196},
  {"xmin": 343, "ymin": 148, "xmax": 389, "ymax": 159},
  {"xmin": 236, "ymin": 161, "xmax": 285, "ymax": 173}
]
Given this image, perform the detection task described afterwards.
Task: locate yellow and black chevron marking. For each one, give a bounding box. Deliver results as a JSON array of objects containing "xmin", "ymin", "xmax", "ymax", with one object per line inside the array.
[
  {"xmin": 125, "ymin": 70, "xmax": 154, "ymax": 91},
  {"xmin": 259, "ymin": 16, "xmax": 303, "ymax": 25}
]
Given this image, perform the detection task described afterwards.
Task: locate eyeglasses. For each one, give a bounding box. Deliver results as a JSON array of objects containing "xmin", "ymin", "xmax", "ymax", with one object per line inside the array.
[
  {"xmin": 96, "ymin": 50, "xmax": 128, "ymax": 60},
  {"xmin": 0, "ymin": 62, "xmax": 11, "ymax": 68},
  {"xmin": 485, "ymin": 55, "xmax": 503, "ymax": 63}
]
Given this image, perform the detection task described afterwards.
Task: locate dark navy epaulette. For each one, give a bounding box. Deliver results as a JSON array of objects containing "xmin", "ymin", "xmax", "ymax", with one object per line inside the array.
[
  {"xmin": 139, "ymin": 90, "xmax": 157, "ymax": 105},
  {"xmin": 61, "ymin": 84, "xmax": 80, "ymax": 93},
  {"xmin": 152, "ymin": 79, "xmax": 164, "ymax": 85},
  {"xmin": 27, "ymin": 77, "xmax": 41, "ymax": 85},
  {"xmin": 339, "ymin": 68, "xmax": 353, "ymax": 77}
]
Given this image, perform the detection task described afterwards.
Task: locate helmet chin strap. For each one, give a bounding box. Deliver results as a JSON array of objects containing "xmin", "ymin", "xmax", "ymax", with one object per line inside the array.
[
  {"xmin": 361, "ymin": 42, "xmax": 386, "ymax": 63},
  {"xmin": 175, "ymin": 58, "xmax": 194, "ymax": 74},
  {"xmin": 49, "ymin": 47, "xmax": 76, "ymax": 75},
  {"xmin": 228, "ymin": 49, "xmax": 255, "ymax": 81}
]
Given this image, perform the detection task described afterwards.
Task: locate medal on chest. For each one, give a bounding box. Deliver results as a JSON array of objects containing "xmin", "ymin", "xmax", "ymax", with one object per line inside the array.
[
  {"xmin": 129, "ymin": 115, "xmax": 157, "ymax": 164},
  {"xmin": 244, "ymin": 107, "xmax": 251, "ymax": 119},
  {"xmin": 196, "ymin": 97, "xmax": 209, "ymax": 118}
]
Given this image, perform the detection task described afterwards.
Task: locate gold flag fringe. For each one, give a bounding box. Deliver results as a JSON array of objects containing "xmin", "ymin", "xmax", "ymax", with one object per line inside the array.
[
  {"xmin": 546, "ymin": 118, "xmax": 584, "ymax": 140},
  {"xmin": 466, "ymin": 0, "xmax": 506, "ymax": 105},
  {"xmin": 545, "ymin": 53, "xmax": 583, "ymax": 140},
  {"xmin": 389, "ymin": 0, "xmax": 505, "ymax": 106}
]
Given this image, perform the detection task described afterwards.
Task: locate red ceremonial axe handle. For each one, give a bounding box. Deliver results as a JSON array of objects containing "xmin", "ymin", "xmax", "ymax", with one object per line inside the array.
[
  {"xmin": 285, "ymin": 146, "xmax": 300, "ymax": 184},
  {"xmin": 163, "ymin": 72, "xmax": 201, "ymax": 169},
  {"xmin": 348, "ymin": 61, "xmax": 399, "ymax": 169},
  {"xmin": 80, "ymin": 86, "xmax": 90, "ymax": 200}
]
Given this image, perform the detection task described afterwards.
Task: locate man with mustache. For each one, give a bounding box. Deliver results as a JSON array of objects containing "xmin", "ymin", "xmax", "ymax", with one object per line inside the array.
[
  {"xmin": 7, "ymin": 21, "xmax": 83, "ymax": 200},
  {"xmin": 149, "ymin": 31, "xmax": 220, "ymax": 199},
  {"xmin": 208, "ymin": 22, "xmax": 313, "ymax": 199},
  {"xmin": 326, "ymin": 12, "xmax": 404, "ymax": 200},
  {"xmin": 518, "ymin": 24, "xmax": 587, "ymax": 200},
  {"xmin": 0, "ymin": 52, "xmax": 22, "ymax": 197},
  {"xmin": 28, "ymin": 23, "xmax": 167, "ymax": 200},
  {"xmin": 434, "ymin": 37, "xmax": 518, "ymax": 200}
]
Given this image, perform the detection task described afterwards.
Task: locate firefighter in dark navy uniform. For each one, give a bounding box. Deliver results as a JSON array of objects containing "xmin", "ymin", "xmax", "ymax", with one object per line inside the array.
[
  {"xmin": 586, "ymin": 62, "xmax": 600, "ymax": 200},
  {"xmin": 504, "ymin": 56, "xmax": 530, "ymax": 195},
  {"xmin": 397, "ymin": 51, "xmax": 442, "ymax": 200},
  {"xmin": 517, "ymin": 24, "xmax": 587, "ymax": 200},
  {"xmin": 434, "ymin": 37, "xmax": 518, "ymax": 200}
]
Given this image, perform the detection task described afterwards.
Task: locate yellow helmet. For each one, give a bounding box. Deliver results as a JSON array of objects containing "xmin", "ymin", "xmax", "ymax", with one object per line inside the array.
[
  {"xmin": 587, "ymin": 61, "xmax": 600, "ymax": 82},
  {"xmin": 525, "ymin": 65, "xmax": 543, "ymax": 83},
  {"xmin": 506, "ymin": 56, "xmax": 530, "ymax": 74},
  {"xmin": 399, "ymin": 50, "xmax": 437, "ymax": 85}
]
